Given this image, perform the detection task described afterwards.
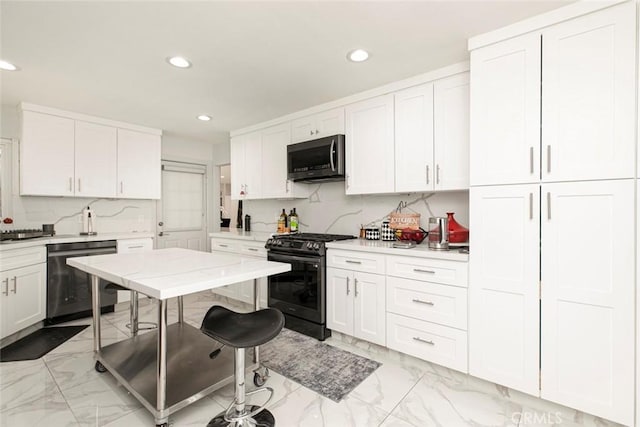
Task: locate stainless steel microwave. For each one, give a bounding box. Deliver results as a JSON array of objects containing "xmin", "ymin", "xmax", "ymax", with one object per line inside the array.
[{"xmin": 287, "ymin": 135, "xmax": 345, "ymax": 182}]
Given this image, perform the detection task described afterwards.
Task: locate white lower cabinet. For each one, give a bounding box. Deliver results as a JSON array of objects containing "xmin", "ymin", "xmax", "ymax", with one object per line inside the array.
[
  {"xmin": 210, "ymin": 238, "xmax": 268, "ymax": 307},
  {"xmin": 0, "ymin": 246, "xmax": 46, "ymax": 339},
  {"xmin": 469, "ymin": 180, "xmax": 634, "ymax": 425},
  {"xmin": 326, "ymin": 267, "xmax": 386, "ymax": 346}
]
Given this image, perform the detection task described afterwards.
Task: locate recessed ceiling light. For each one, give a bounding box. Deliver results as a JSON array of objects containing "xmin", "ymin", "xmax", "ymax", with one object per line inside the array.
[
  {"xmin": 166, "ymin": 56, "xmax": 192, "ymax": 68},
  {"xmin": 0, "ymin": 60, "xmax": 19, "ymax": 71},
  {"xmin": 197, "ymin": 115, "xmax": 211, "ymax": 121},
  {"xmin": 347, "ymin": 49, "xmax": 369, "ymax": 62}
]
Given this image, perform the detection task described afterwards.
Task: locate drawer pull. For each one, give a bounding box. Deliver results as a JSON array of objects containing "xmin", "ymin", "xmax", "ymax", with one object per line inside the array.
[
  {"xmin": 11, "ymin": 277, "xmax": 17, "ymax": 294},
  {"xmin": 346, "ymin": 277, "xmax": 350, "ymax": 295},
  {"xmin": 412, "ymin": 298, "xmax": 434, "ymax": 306},
  {"xmin": 219, "ymin": 244, "xmax": 228, "ymax": 248},
  {"xmin": 413, "ymin": 337, "xmax": 434, "ymax": 345},
  {"xmin": 413, "ymin": 268, "xmax": 435, "ymax": 274},
  {"xmin": 2, "ymin": 278, "xmax": 8, "ymax": 296},
  {"xmin": 345, "ymin": 260, "xmax": 362, "ymax": 265},
  {"xmin": 128, "ymin": 245, "xmax": 144, "ymax": 249},
  {"xmin": 354, "ymin": 278, "xmax": 358, "ymax": 297},
  {"xmin": 248, "ymin": 248, "xmax": 259, "ymax": 252}
]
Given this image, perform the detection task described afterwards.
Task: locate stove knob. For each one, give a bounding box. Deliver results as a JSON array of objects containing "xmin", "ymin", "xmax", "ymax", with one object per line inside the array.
[
  {"xmin": 306, "ymin": 242, "xmax": 312, "ymax": 249},
  {"xmin": 313, "ymin": 243, "xmax": 320, "ymax": 250},
  {"xmin": 266, "ymin": 238, "xmax": 272, "ymax": 245}
]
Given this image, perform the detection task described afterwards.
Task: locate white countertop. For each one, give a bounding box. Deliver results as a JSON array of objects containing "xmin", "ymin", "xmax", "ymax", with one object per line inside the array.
[
  {"xmin": 67, "ymin": 247, "xmax": 291, "ymax": 300},
  {"xmin": 209, "ymin": 229, "xmax": 273, "ymax": 243},
  {"xmin": 326, "ymin": 239, "xmax": 469, "ymax": 262},
  {"xmin": 0, "ymin": 232, "xmax": 155, "ymax": 251}
]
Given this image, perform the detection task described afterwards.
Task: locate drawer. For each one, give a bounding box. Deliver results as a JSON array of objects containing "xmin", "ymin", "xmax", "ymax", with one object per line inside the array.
[
  {"xmin": 240, "ymin": 242, "xmax": 267, "ymax": 258},
  {"xmin": 0, "ymin": 245, "xmax": 46, "ymax": 272},
  {"xmin": 387, "ymin": 277, "xmax": 467, "ymax": 330},
  {"xmin": 327, "ymin": 249, "xmax": 385, "ymax": 274},
  {"xmin": 210, "ymin": 238, "xmax": 241, "ymax": 254},
  {"xmin": 386, "ymin": 255, "xmax": 467, "ymax": 287},
  {"xmin": 117, "ymin": 238, "xmax": 153, "ymax": 253},
  {"xmin": 386, "ymin": 312, "xmax": 468, "ymax": 373}
]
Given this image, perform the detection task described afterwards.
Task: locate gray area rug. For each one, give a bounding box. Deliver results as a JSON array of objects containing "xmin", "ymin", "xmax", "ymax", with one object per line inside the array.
[{"xmin": 260, "ymin": 328, "xmax": 382, "ymax": 402}]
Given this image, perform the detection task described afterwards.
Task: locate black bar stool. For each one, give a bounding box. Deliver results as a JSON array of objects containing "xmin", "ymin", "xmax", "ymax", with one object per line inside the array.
[{"xmin": 201, "ymin": 305, "xmax": 284, "ymax": 427}]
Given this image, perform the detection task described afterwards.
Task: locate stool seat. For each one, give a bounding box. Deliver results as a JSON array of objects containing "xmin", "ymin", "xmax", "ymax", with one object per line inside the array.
[{"xmin": 201, "ymin": 306, "xmax": 284, "ymax": 348}]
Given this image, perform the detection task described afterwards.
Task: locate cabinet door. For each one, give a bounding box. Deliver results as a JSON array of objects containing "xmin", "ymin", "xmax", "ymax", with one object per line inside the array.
[
  {"xmin": 469, "ymin": 184, "xmax": 540, "ymax": 395},
  {"xmin": 75, "ymin": 121, "xmax": 117, "ymax": 198},
  {"xmin": 394, "ymin": 83, "xmax": 434, "ymax": 192},
  {"xmin": 261, "ymin": 123, "xmax": 291, "ymax": 199},
  {"xmin": 291, "ymin": 116, "xmax": 317, "ymax": 143},
  {"xmin": 470, "ymin": 33, "xmax": 541, "ymax": 186},
  {"xmin": 117, "ymin": 129, "xmax": 161, "ymax": 199},
  {"xmin": 345, "ymin": 94, "xmax": 395, "ymax": 194},
  {"xmin": 1, "ymin": 263, "xmax": 46, "ymax": 338},
  {"xmin": 315, "ymin": 107, "xmax": 345, "ymax": 138},
  {"xmin": 20, "ymin": 111, "xmax": 75, "ymax": 196},
  {"xmin": 353, "ymin": 271, "xmax": 385, "ymax": 346},
  {"xmin": 230, "ymin": 135, "xmax": 246, "ymax": 200},
  {"xmin": 542, "ymin": 2, "xmax": 635, "ymax": 182},
  {"xmin": 326, "ymin": 267, "xmax": 353, "ymax": 335},
  {"xmin": 243, "ymin": 131, "xmax": 263, "ymax": 200},
  {"xmin": 541, "ymin": 180, "xmax": 633, "ymax": 425},
  {"xmin": 434, "ymin": 73, "xmax": 470, "ymax": 191}
]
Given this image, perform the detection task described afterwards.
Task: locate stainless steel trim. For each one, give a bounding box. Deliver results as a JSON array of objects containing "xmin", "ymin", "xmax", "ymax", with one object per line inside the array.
[
  {"xmin": 413, "ymin": 268, "xmax": 435, "ymax": 274},
  {"xmin": 10, "ymin": 276, "xmax": 17, "ymax": 294},
  {"xmin": 2, "ymin": 278, "xmax": 8, "ymax": 296},
  {"xmin": 412, "ymin": 298, "xmax": 434, "ymax": 306},
  {"xmin": 330, "ymin": 139, "xmax": 336, "ymax": 171},
  {"xmin": 346, "ymin": 277, "xmax": 350, "ymax": 295},
  {"xmin": 157, "ymin": 299, "xmax": 168, "ymax": 417},
  {"xmin": 413, "ymin": 337, "xmax": 435, "ymax": 345},
  {"xmin": 529, "ymin": 147, "xmax": 534, "ymax": 174},
  {"xmin": 345, "ymin": 260, "xmax": 362, "ymax": 265},
  {"xmin": 529, "ymin": 193, "xmax": 534, "ymax": 220}
]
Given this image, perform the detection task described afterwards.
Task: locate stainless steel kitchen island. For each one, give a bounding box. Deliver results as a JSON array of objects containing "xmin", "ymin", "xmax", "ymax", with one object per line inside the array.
[{"xmin": 67, "ymin": 247, "xmax": 290, "ymax": 427}]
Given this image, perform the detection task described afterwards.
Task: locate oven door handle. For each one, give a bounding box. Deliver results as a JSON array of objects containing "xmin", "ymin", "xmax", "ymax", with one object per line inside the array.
[
  {"xmin": 268, "ymin": 253, "xmax": 319, "ymax": 264},
  {"xmin": 48, "ymin": 247, "xmax": 117, "ymax": 258}
]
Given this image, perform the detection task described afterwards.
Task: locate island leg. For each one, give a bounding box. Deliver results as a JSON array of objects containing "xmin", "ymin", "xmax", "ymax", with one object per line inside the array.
[
  {"xmin": 177, "ymin": 296, "xmax": 184, "ymax": 323},
  {"xmin": 91, "ymin": 275, "xmax": 101, "ymax": 353},
  {"xmin": 156, "ymin": 299, "xmax": 168, "ymax": 426}
]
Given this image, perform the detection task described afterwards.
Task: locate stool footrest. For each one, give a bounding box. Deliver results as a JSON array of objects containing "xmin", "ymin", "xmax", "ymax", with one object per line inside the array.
[{"xmin": 224, "ymin": 386, "xmax": 274, "ymax": 423}]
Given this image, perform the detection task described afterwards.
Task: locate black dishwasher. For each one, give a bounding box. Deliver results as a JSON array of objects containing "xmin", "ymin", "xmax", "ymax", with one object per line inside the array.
[{"xmin": 46, "ymin": 240, "xmax": 118, "ymax": 324}]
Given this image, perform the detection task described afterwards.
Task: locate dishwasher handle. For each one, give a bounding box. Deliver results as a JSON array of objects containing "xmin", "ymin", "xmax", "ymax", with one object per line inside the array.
[{"xmin": 48, "ymin": 247, "xmax": 117, "ymax": 258}]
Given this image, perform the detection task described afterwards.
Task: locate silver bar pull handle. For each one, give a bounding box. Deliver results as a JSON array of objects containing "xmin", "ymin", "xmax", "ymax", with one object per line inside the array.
[
  {"xmin": 547, "ymin": 192, "xmax": 551, "ymax": 220},
  {"xmin": 436, "ymin": 164, "xmax": 440, "ymax": 184},
  {"xmin": 426, "ymin": 165, "xmax": 430, "ymax": 184},
  {"xmin": 120, "ymin": 181, "xmax": 124, "ymax": 194},
  {"xmin": 11, "ymin": 277, "xmax": 17, "ymax": 294},
  {"xmin": 529, "ymin": 147, "xmax": 534, "ymax": 174},
  {"xmin": 69, "ymin": 177, "xmax": 73, "ymax": 192},
  {"xmin": 354, "ymin": 278, "xmax": 358, "ymax": 297},
  {"xmin": 346, "ymin": 277, "xmax": 350, "ymax": 296},
  {"xmin": 127, "ymin": 245, "xmax": 144, "ymax": 249},
  {"xmin": 78, "ymin": 178, "xmax": 81, "ymax": 193},
  {"xmin": 413, "ymin": 337, "xmax": 435, "ymax": 345},
  {"xmin": 219, "ymin": 244, "xmax": 228, "ymax": 248},
  {"xmin": 285, "ymin": 180, "xmax": 289, "ymax": 193},
  {"xmin": 529, "ymin": 193, "xmax": 534, "ymax": 220},
  {"xmin": 412, "ymin": 298, "xmax": 434, "ymax": 306},
  {"xmin": 345, "ymin": 260, "xmax": 362, "ymax": 265},
  {"xmin": 330, "ymin": 139, "xmax": 336, "ymax": 172},
  {"xmin": 547, "ymin": 145, "xmax": 551, "ymax": 173},
  {"xmin": 2, "ymin": 278, "xmax": 8, "ymax": 296},
  {"xmin": 248, "ymin": 248, "xmax": 259, "ymax": 252},
  {"xmin": 413, "ymin": 268, "xmax": 435, "ymax": 274}
]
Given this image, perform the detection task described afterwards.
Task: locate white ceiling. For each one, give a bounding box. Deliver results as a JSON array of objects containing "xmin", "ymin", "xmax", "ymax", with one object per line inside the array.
[{"xmin": 1, "ymin": 1, "xmax": 572, "ymax": 145}]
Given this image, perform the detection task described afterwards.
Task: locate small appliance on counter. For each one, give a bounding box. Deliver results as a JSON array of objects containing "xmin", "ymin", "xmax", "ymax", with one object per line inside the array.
[
  {"xmin": 428, "ymin": 216, "xmax": 449, "ymax": 250},
  {"xmin": 80, "ymin": 206, "xmax": 97, "ymax": 236}
]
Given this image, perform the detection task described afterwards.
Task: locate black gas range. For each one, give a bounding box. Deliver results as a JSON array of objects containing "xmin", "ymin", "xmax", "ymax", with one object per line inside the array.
[{"xmin": 265, "ymin": 232, "xmax": 356, "ymax": 340}]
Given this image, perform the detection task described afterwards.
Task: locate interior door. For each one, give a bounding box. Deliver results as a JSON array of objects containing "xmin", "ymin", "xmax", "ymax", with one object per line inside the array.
[{"xmin": 156, "ymin": 160, "xmax": 207, "ymax": 251}]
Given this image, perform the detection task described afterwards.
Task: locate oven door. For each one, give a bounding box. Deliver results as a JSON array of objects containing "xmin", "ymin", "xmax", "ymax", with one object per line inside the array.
[{"xmin": 267, "ymin": 252, "xmax": 325, "ymax": 324}]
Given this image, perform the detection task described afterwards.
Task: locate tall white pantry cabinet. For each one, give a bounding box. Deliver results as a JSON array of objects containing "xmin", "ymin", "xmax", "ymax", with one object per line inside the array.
[{"xmin": 468, "ymin": 2, "xmax": 636, "ymax": 425}]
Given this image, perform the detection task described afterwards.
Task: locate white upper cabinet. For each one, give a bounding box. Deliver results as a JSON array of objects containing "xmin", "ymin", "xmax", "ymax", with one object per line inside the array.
[
  {"xmin": 434, "ymin": 73, "xmax": 470, "ymax": 191},
  {"xmin": 469, "ymin": 184, "xmax": 540, "ymax": 396},
  {"xmin": 470, "ymin": 33, "xmax": 541, "ymax": 186},
  {"xmin": 291, "ymin": 107, "xmax": 345, "ymax": 143},
  {"xmin": 541, "ymin": 2, "xmax": 635, "ymax": 182},
  {"xmin": 540, "ymin": 179, "xmax": 634, "ymax": 425},
  {"xmin": 394, "ymin": 83, "xmax": 434, "ymax": 192},
  {"xmin": 345, "ymin": 94, "xmax": 395, "ymax": 195},
  {"xmin": 20, "ymin": 111, "xmax": 76, "ymax": 196},
  {"xmin": 230, "ymin": 131, "xmax": 262, "ymax": 200},
  {"xmin": 75, "ymin": 121, "xmax": 117, "ymax": 198},
  {"xmin": 20, "ymin": 104, "xmax": 161, "ymax": 199},
  {"xmin": 116, "ymin": 129, "xmax": 161, "ymax": 199}
]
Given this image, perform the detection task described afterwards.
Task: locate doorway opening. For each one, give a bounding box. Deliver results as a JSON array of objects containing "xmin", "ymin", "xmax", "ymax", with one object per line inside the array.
[{"xmin": 220, "ymin": 164, "xmax": 239, "ymax": 229}]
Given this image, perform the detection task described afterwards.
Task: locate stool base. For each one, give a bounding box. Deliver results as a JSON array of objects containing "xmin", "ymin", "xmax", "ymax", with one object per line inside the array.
[{"xmin": 206, "ymin": 405, "xmax": 275, "ymax": 427}]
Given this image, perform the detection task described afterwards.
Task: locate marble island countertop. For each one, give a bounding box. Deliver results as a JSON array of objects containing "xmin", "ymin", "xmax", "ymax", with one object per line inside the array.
[
  {"xmin": 68, "ymin": 247, "xmax": 290, "ymax": 299},
  {"xmin": 326, "ymin": 238, "xmax": 469, "ymax": 262},
  {"xmin": 0, "ymin": 231, "xmax": 155, "ymax": 251}
]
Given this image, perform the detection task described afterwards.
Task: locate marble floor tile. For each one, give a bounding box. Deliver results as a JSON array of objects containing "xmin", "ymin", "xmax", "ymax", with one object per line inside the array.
[
  {"xmin": 391, "ymin": 372, "xmax": 522, "ymax": 427},
  {"xmin": 0, "ymin": 359, "xmax": 60, "ymax": 411},
  {"xmin": 44, "ymin": 350, "xmax": 112, "ymax": 392},
  {"xmin": 0, "ymin": 398, "xmax": 80, "ymax": 427},
  {"xmin": 268, "ymin": 385, "xmax": 389, "ymax": 427},
  {"xmin": 379, "ymin": 413, "xmax": 422, "ymax": 427}
]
